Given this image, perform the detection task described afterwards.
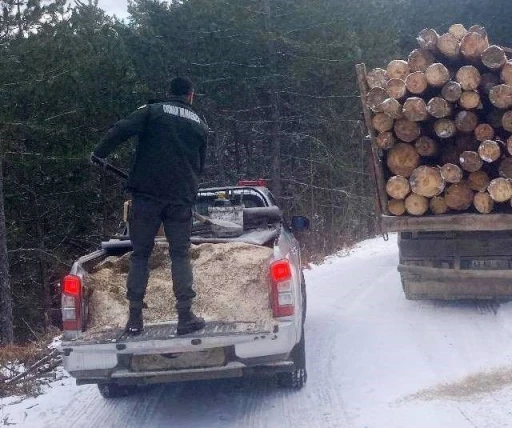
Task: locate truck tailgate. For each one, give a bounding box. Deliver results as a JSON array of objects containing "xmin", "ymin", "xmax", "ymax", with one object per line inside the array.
[{"xmin": 63, "ymin": 320, "xmax": 276, "ymax": 354}]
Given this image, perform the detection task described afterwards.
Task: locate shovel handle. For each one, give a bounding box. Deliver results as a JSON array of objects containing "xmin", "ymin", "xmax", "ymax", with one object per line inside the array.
[{"xmin": 192, "ymin": 211, "xmax": 212, "ymax": 225}]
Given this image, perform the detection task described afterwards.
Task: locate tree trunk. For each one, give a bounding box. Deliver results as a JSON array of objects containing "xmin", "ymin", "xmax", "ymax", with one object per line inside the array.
[
  {"xmin": 409, "ymin": 165, "xmax": 445, "ymax": 197},
  {"xmin": 455, "ymin": 110, "xmax": 479, "ymax": 132},
  {"xmin": 489, "ymin": 84, "xmax": 512, "ymax": 109},
  {"xmin": 394, "ymin": 119, "xmax": 421, "ymax": 142},
  {"xmin": 405, "ymin": 193, "xmax": 428, "ymax": 215},
  {"xmin": 0, "ymin": 157, "xmax": 14, "ymax": 344},
  {"xmin": 478, "ymin": 139, "xmax": 501, "ymax": 162},
  {"xmin": 427, "ymin": 97, "xmax": 452, "ymax": 118},
  {"xmin": 473, "ymin": 192, "xmax": 494, "ymax": 213},
  {"xmin": 481, "ymin": 45, "xmax": 507, "ymax": 70},
  {"xmin": 386, "ymin": 142, "xmax": 420, "ymax": 177},
  {"xmin": 474, "ymin": 123, "xmax": 495, "ymax": 142},
  {"xmin": 408, "ymin": 48, "xmax": 435, "ymax": 72},
  {"xmin": 468, "ymin": 170, "xmax": 490, "ymax": 192},
  {"xmin": 459, "ymin": 91, "xmax": 481, "ymax": 109},
  {"xmin": 437, "ymin": 32, "xmax": 460, "ymax": 59},
  {"xmin": 425, "ymin": 63, "xmax": 450, "ymax": 87},
  {"xmin": 430, "ymin": 196, "xmax": 448, "ymax": 214},
  {"xmin": 441, "ymin": 81, "xmax": 462, "ymax": 102},
  {"xmin": 402, "ymin": 97, "xmax": 429, "ymax": 121},
  {"xmin": 456, "ymin": 65, "xmax": 481, "ymax": 90},
  {"xmin": 459, "ymin": 150, "xmax": 483, "ymax": 172},
  {"xmin": 440, "ymin": 163, "xmax": 463, "ymax": 183},
  {"xmin": 366, "ymin": 68, "xmax": 388, "ymax": 89},
  {"xmin": 387, "ymin": 59, "xmax": 410, "ymax": 80},
  {"xmin": 434, "ymin": 118, "xmax": 457, "ymax": 138},
  {"xmin": 488, "ymin": 177, "xmax": 512, "ymax": 202},
  {"xmin": 415, "ymin": 136, "xmax": 438, "ymax": 157},
  {"xmin": 445, "ymin": 181, "xmax": 474, "ymax": 210},
  {"xmin": 386, "ymin": 175, "xmax": 410, "ymax": 200},
  {"xmin": 405, "ymin": 71, "xmax": 428, "ymax": 95}
]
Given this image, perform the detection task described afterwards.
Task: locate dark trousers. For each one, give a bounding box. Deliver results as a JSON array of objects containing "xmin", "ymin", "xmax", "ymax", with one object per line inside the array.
[{"xmin": 126, "ymin": 193, "xmax": 195, "ymax": 313}]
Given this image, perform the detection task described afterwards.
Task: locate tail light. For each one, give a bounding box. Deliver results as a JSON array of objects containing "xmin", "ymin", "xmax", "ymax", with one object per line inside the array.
[
  {"xmin": 61, "ymin": 275, "xmax": 82, "ymax": 331},
  {"xmin": 238, "ymin": 179, "xmax": 268, "ymax": 187},
  {"xmin": 270, "ymin": 259, "xmax": 295, "ymax": 317}
]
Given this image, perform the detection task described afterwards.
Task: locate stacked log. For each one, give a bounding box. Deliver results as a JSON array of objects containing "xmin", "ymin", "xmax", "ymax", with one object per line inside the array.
[{"xmin": 363, "ymin": 24, "xmax": 512, "ymax": 216}]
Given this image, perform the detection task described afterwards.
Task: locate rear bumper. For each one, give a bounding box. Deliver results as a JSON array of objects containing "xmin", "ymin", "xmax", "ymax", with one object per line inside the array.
[
  {"xmin": 75, "ymin": 361, "xmax": 294, "ymax": 386},
  {"xmin": 62, "ymin": 321, "xmax": 298, "ymax": 384}
]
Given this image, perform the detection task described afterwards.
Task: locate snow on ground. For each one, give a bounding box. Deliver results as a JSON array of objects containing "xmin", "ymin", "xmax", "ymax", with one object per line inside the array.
[{"xmin": 3, "ymin": 234, "xmax": 512, "ymax": 427}]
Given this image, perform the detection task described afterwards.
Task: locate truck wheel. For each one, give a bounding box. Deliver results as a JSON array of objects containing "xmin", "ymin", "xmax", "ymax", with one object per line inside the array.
[
  {"xmin": 97, "ymin": 382, "xmax": 135, "ymax": 399},
  {"xmin": 277, "ymin": 326, "xmax": 307, "ymax": 389}
]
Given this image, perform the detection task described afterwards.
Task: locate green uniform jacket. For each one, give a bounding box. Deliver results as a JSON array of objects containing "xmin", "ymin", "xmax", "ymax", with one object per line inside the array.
[{"xmin": 94, "ymin": 96, "xmax": 208, "ymax": 205}]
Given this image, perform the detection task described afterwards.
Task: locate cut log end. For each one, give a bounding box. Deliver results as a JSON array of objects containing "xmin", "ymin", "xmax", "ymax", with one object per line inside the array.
[
  {"xmin": 473, "ymin": 192, "xmax": 494, "ymax": 214},
  {"xmin": 430, "ymin": 196, "xmax": 448, "ymax": 215},
  {"xmin": 405, "ymin": 193, "xmax": 429, "ymax": 216},
  {"xmin": 459, "ymin": 150, "xmax": 483, "ymax": 172},
  {"xmin": 386, "ymin": 176, "xmax": 410, "ymax": 200},
  {"xmin": 409, "ymin": 166, "xmax": 445, "ymax": 197},
  {"xmin": 388, "ymin": 198, "xmax": 406, "ymax": 216},
  {"xmin": 468, "ymin": 170, "xmax": 490, "ymax": 192},
  {"xmin": 445, "ymin": 181, "xmax": 474, "ymax": 210},
  {"xmin": 440, "ymin": 163, "xmax": 463, "ymax": 183},
  {"xmin": 387, "ymin": 142, "xmax": 420, "ymax": 177},
  {"xmin": 488, "ymin": 177, "xmax": 512, "ymax": 202},
  {"xmin": 478, "ymin": 140, "xmax": 501, "ymax": 163},
  {"xmin": 387, "ymin": 60, "xmax": 410, "ymax": 80}
]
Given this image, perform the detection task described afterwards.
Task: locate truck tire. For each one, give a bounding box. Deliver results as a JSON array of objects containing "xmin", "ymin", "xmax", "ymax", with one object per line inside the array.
[
  {"xmin": 277, "ymin": 326, "xmax": 307, "ymax": 389},
  {"xmin": 97, "ymin": 382, "xmax": 135, "ymax": 399}
]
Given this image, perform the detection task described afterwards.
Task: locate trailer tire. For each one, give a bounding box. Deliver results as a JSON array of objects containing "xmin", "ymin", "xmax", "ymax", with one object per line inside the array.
[
  {"xmin": 277, "ymin": 326, "xmax": 307, "ymax": 389},
  {"xmin": 97, "ymin": 382, "xmax": 135, "ymax": 399}
]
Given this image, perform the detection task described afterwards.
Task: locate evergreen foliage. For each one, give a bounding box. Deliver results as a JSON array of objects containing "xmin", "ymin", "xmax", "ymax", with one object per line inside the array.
[{"xmin": 0, "ymin": 0, "xmax": 510, "ymax": 341}]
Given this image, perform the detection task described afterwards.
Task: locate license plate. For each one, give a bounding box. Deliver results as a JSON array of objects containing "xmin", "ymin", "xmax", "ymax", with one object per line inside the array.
[{"xmin": 465, "ymin": 259, "xmax": 512, "ymax": 270}]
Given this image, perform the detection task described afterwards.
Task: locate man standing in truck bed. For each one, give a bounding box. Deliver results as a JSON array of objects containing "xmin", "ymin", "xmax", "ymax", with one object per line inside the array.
[{"xmin": 92, "ymin": 77, "xmax": 209, "ymax": 335}]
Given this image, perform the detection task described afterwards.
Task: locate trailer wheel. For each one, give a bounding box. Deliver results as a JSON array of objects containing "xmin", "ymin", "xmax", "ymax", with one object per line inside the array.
[
  {"xmin": 97, "ymin": 382, "xmax": 135, "ymax": 399},
  {"xmin": 277, "ymin": 326, "xmax": 307, "ymax": 389}
]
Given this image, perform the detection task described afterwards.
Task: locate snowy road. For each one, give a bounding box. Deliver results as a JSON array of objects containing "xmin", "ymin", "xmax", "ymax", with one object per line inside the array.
[{"xmin": 4, "ymin": 234, "xmax": 512, "ymax": 427}]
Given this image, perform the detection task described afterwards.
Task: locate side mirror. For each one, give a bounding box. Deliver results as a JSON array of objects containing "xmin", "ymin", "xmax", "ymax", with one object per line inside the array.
[{"xmin": 291, "ymin": 216, "xmax": 310, "ymax": 231}]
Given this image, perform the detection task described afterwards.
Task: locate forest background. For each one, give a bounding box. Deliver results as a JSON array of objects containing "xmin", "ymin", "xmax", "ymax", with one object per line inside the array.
[{"xmin": 0, "ymin": 0, "xmax": 510, "ymax": 342}]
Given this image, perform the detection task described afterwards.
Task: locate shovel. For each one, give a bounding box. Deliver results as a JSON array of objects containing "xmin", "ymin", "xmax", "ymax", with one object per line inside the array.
[
  {"xmin": 90, "ymin": 154, "xmax": 244, "ymax": 238},
  {"xmin": 192, "ymin": 211, "xmax": 243, "ymax": 238}
]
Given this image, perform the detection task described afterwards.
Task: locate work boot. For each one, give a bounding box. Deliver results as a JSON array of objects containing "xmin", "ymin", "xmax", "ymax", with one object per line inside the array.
[
  {"xmin": 125, "ymin": 302, "xmax": 144, "ymax": 335},
  {"xmin": 177, "ymin": 311, "xmax": 205, "ymax": 335}
]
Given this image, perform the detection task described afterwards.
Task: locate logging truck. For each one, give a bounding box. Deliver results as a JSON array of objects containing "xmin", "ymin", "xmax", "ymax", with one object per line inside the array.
[{"xmin": 356, "ymin": 23, "xmax": 512, "ymax": 301}]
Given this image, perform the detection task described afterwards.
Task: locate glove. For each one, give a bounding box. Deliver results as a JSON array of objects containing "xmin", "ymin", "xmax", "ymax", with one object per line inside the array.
[{"xmin": 90, "ymin": 152, "xmax": 107, "ymax": 169}]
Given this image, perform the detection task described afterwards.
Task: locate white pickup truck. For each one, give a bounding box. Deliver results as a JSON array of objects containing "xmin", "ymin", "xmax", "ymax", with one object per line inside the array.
[{"xmin": 60, "ymin": 183, "xmax": 309, "ymax": 398}]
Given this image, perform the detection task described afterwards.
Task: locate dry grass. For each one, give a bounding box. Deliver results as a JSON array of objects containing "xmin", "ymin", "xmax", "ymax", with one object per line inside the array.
[{"xmin": 0, "ymin": 329, "xmax": 62, "ymax": 398}]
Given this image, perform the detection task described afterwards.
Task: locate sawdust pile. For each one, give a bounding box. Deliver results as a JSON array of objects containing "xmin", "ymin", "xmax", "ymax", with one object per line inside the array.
[{"xmin": 86, "ymin": 241, "xmax": 274, "ymax": 331}]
